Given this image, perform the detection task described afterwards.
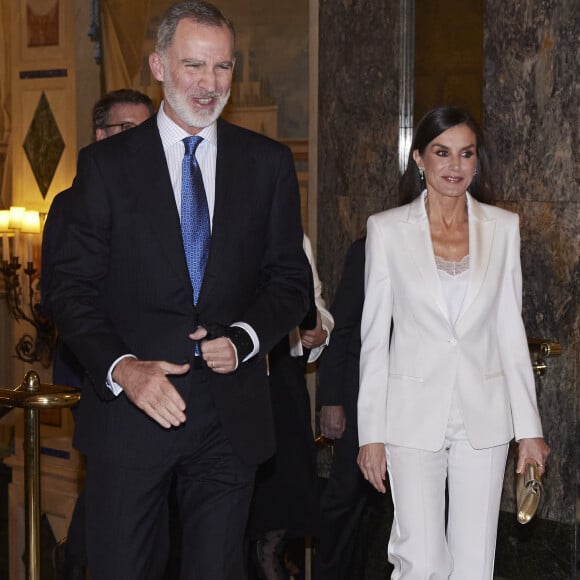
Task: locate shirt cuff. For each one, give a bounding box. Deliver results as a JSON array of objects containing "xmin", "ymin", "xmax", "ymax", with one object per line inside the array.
[
  {"xmin": 306, "ymin": 324, "xmax": 330, "ymax": 363},
  {"xmin": 231, "ymin": 322, "xmax": 259, "ymax": 361},
  {"xmin": 106, "ymin": 354, "xmax": 137, "ymax": 396}
]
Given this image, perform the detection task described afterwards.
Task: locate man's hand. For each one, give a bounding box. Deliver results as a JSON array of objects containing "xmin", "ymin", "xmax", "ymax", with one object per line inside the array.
[
  {"xmin": 320, "ymin": 405, "xmax": 346, "ymax": 440},
  {"xmin": 190, "ymin": 327, "xmax": 238, "ymax": 373},
  {"xmin": 357, "ymin": 442, "xmax": 387, "ymax": 493},
  {"xmin": 112, "ymin": 357, "xmax": 188, "ymax": 428},
  {"xmin": 300, "ymin": 311, "xmax": 328, "ymax": 350}
]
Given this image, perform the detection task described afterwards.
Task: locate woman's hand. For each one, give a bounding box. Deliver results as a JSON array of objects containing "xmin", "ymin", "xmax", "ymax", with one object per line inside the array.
[
  {"xmin": 517, "ymin": 437, "xmax": 551, "ymax": 476},
  {"xmin": 357, "ymin": 442, "xmax": 387, "ymax": 493}
]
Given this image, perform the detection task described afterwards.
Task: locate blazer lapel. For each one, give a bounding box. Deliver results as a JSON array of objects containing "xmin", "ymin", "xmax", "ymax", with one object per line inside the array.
[
  {"xmin": 456, "ymin": 193, "xmax": 495, "ymax": 324},
  {"xmin": 195, "ymin": 120, "xmax": 243, "ymax": 306},
  {"xmin": 128, "ymin": 120, "xmax": 190, "ymax": 286},
  {"xmin": 404, "ymin": 194, "xmax": 450, "ymax": 322}
]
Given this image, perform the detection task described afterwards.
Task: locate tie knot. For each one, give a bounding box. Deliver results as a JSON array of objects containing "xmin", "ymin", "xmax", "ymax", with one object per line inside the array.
[{"xmin": 183, "ymin": 135, "xmax": 203, "ymax": 156}]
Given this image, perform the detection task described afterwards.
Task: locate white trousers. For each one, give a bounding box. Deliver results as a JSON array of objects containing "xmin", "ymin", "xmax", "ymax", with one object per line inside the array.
[{"xmin": 385, "ymin": 392, "xmax": 509, "ymax": 580}]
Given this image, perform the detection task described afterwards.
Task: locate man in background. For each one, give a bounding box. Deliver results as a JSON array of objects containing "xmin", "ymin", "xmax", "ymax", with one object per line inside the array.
[
  {"xmin": 92, "ymin": 88, "xmax": 155, "ymax": 140},
  {"xmin": 247, "ymin": 234, "xmax": 334, "ymax": 579},
  {"xmin": 42, "ymin": 88, "xmax": 154, "ymax": 580},
  {"xmin": 316, "ymin": 238, "xmax": 392, "ymax": 579}
]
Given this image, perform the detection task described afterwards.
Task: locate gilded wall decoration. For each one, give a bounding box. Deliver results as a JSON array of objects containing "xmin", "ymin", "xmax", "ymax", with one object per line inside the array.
[{"xmin": 26, "ymin": 0, "xmax": 59, "ymax": 47}]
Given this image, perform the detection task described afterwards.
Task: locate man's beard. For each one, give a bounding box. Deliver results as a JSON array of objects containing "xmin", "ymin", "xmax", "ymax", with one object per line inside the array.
[{"xmin": 163, "ymin": 76, "xmax": 230, "ymax": 129}]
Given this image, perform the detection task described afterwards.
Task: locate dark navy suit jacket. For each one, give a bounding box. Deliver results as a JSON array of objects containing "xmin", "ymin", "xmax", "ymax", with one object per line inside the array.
[{"xmin": 44, "ymin": 116, "xmax": 310, "ymax": 468}]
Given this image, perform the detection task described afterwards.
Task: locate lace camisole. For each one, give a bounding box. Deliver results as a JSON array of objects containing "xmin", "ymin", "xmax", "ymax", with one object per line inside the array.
[{"xmin": 435, "ymin": 254, "xmax": 469, "ymax": 325}]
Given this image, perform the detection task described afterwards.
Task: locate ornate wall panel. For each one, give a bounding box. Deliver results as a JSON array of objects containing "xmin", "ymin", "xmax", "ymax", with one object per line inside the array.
[{"xmin": 10, "ymin": 0, "xmax": 76, "ymax": 213}]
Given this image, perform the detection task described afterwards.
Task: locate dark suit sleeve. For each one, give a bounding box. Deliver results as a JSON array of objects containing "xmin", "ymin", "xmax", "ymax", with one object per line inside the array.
[
  {"xmin": 44, "ymin": 147, "xmax": 132, "ymax": 398},
  {"xmin": 41, "ymin": 188, "xmax": 86, "ymax": 389},
  {"xmin": 317, "ymin": 238, "xmax": 366, "ymax": 407},
  {"xmin": 234, "ymin": 144, "xmax": 311, "ymax": 354},
  {"xmin": 40, "ymin": 190, "xmax": 70, "ymax": 318}
]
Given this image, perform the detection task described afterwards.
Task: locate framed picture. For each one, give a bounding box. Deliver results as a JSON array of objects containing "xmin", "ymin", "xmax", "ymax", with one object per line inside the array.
[
  {"xmin": 26, "ymin": 0, "xmax": 59, "ymax": 47},
  {"xmin": 18, "ymin": 0, "xmax": 73, "ymax": 63}
]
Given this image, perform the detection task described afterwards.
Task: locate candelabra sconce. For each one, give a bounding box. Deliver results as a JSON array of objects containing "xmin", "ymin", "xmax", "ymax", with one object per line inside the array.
[
  {"xmin": 0, "ymin": 207, "xmax": 55, "ymax": 367},
  {"xmin": 528, "ymin": 338, "xmax": 562, "ymax": 376}
]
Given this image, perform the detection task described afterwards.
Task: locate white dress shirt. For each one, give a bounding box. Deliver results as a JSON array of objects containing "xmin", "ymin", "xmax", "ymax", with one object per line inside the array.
[
  {"xmin": 157, "ymin": 102, "xmax": 217, "ymax": 225},
  {"xmin": 288, "ymin": 234, "xmax": 334, "ymax": 362}
]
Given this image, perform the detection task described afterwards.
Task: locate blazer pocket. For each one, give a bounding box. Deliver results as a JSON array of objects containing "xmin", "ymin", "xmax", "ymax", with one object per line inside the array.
[
  {"xmin": 480, "ymin": 371, "xmax": 510, "ymax": 413},
  {"xmin": 483, "ymin": 370, "xmax": 505, "ymax": 381},
  {"xmin": 389, "ymin": 372, "xmax": 425, "ymax": 383}
]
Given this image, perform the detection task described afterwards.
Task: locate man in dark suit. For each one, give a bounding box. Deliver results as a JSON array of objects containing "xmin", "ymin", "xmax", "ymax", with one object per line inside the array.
[
  {"xmin": 316, "ymin": 238, "xmax": 387, "ymax": 579},
  {"xmin": 44, "ymin": 3, "xmax": 310, "ymax": 579}
]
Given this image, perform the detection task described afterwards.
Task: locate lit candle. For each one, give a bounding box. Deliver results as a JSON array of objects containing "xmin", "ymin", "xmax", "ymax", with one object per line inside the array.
[
  {"xmin": 27, "ymin": 236, "xmax": 32, "ymax": 262},
  {"xmin": 21, "ymin": 211, "xmax": 41, "ymax": 263},
  {"xmin": 13, "ymin": 230, "xmax": 19, "ymax": 258},
  {"xmin": 9, "ymin": 206, "xmax": 25, "ymax": 259},
  {"xmin": 0, "ymin": 210, "xmax": 9, "ymax": 261}
]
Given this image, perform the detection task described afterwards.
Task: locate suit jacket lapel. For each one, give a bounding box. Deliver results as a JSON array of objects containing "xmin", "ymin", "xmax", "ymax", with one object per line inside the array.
[
  {"xmin": 128, "ymin": 119, "xmax": 190, "ymax": 287},
  {"xmin": 457, "ymin": 193, "xmax": 495, "ymax": 324},
  {"xmin": 404, "ymin": 194, "xmax": 450, "ymax": 322},
  {"xmin": 196, "ymin": 119, "xmax": 244, "ymax": 306}
]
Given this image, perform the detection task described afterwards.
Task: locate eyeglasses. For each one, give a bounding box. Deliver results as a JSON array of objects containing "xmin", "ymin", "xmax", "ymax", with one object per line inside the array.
[{"xmin": 103, "ymin": 122, "xmax": 137, "ymax": 132}]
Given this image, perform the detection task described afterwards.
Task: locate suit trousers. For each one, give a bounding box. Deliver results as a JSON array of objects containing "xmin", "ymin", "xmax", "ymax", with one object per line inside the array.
[
  {"xmin": 386, "ymin": 391, "xmax": 508, "ymax": 580},
  {"xmin": 83, "ymin": 384, "xmax": 256, "ymax": 580},
  {"xmin": 316, "ymin": 420, "xmax": 370, "ymax": 580}
]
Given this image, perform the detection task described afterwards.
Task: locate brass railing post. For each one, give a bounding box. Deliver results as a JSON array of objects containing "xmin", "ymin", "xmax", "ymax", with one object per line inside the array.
[
  {"xmin": 0, "ymin": 371, "xmax": 80, "ymax": 580},
  {"xmin": 24, "ymin": 372, "xmax": 41, "ymax": 579}
]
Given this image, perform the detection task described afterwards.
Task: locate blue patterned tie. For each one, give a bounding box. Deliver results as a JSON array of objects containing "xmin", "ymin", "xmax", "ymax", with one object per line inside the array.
[{"xmin": 181, "ymin": 136, "xmax": 210, "ymax": 305}]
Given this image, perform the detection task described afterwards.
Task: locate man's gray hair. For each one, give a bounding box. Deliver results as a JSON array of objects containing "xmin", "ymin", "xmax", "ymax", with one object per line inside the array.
[{"xmin": 156, "ymin": 1, "xmax": 235, "ymax": 54}]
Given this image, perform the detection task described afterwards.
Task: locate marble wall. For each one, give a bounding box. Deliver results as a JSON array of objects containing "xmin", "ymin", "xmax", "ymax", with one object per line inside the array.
[
  {"xmin": 484, "ymin": 1, "xmax": 579, "ymax": 576},
  {"xmin": 317, "ymin": 0, "xmax": 578, "ymax": 577},
  {"xmin": 317, "ymin": 0, "xmax": 400, "ymax": 298}
]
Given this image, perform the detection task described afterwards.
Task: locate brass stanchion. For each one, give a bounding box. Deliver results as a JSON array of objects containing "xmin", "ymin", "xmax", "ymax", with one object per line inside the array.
[{"xmin": 0, "ymin": 371, "xmax": 80, "ymax": 580}]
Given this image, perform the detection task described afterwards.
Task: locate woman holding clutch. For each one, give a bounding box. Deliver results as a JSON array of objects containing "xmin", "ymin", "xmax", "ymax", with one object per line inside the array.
[{"xmin": 356, "ymin": 106, "xmax": 550, "ymax": 579}]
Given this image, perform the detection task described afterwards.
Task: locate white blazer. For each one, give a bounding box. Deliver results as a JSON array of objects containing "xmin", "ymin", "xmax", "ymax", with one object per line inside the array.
[{"xmin": 358, "ymin": 193, "xmax": 543, "ymax": 451}]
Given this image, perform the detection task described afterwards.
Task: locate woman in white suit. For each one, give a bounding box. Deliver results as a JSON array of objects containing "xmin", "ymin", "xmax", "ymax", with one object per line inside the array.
[{"xmin": 356, "ymin": 107, "xmax": 550, "ymax": 579}]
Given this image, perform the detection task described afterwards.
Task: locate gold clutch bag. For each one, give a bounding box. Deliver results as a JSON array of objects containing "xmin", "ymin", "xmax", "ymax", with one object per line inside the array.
[{"xmin": 516, "ymin": 462, "xmax": 543, "ymax": 524}]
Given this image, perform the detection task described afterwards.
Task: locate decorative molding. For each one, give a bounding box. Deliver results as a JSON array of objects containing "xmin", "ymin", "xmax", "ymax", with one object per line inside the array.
[{"xmin": 19, "ymin": 69, "xmax": 67, "ymax": 79}]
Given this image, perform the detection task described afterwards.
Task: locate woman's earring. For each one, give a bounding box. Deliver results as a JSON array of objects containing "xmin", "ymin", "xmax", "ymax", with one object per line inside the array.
[
  {"xmin": 473, "ymin": 169, "xmax": 478, "ymax": 176},
  {"xmin": 418, "ymin": 167, "xmax": 425, "ymax": 180}
]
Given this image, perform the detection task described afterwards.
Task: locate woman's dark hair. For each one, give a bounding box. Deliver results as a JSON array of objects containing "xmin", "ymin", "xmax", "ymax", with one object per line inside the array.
[{"xmin": 398, "ymin": 106, "xmax": 495, "ymax": 205}]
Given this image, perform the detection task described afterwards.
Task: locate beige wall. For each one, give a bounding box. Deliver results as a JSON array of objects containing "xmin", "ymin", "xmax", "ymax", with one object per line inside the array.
[{"xmin": 0, "ymin": 0, "xmax": 99, "ymax": 391}]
